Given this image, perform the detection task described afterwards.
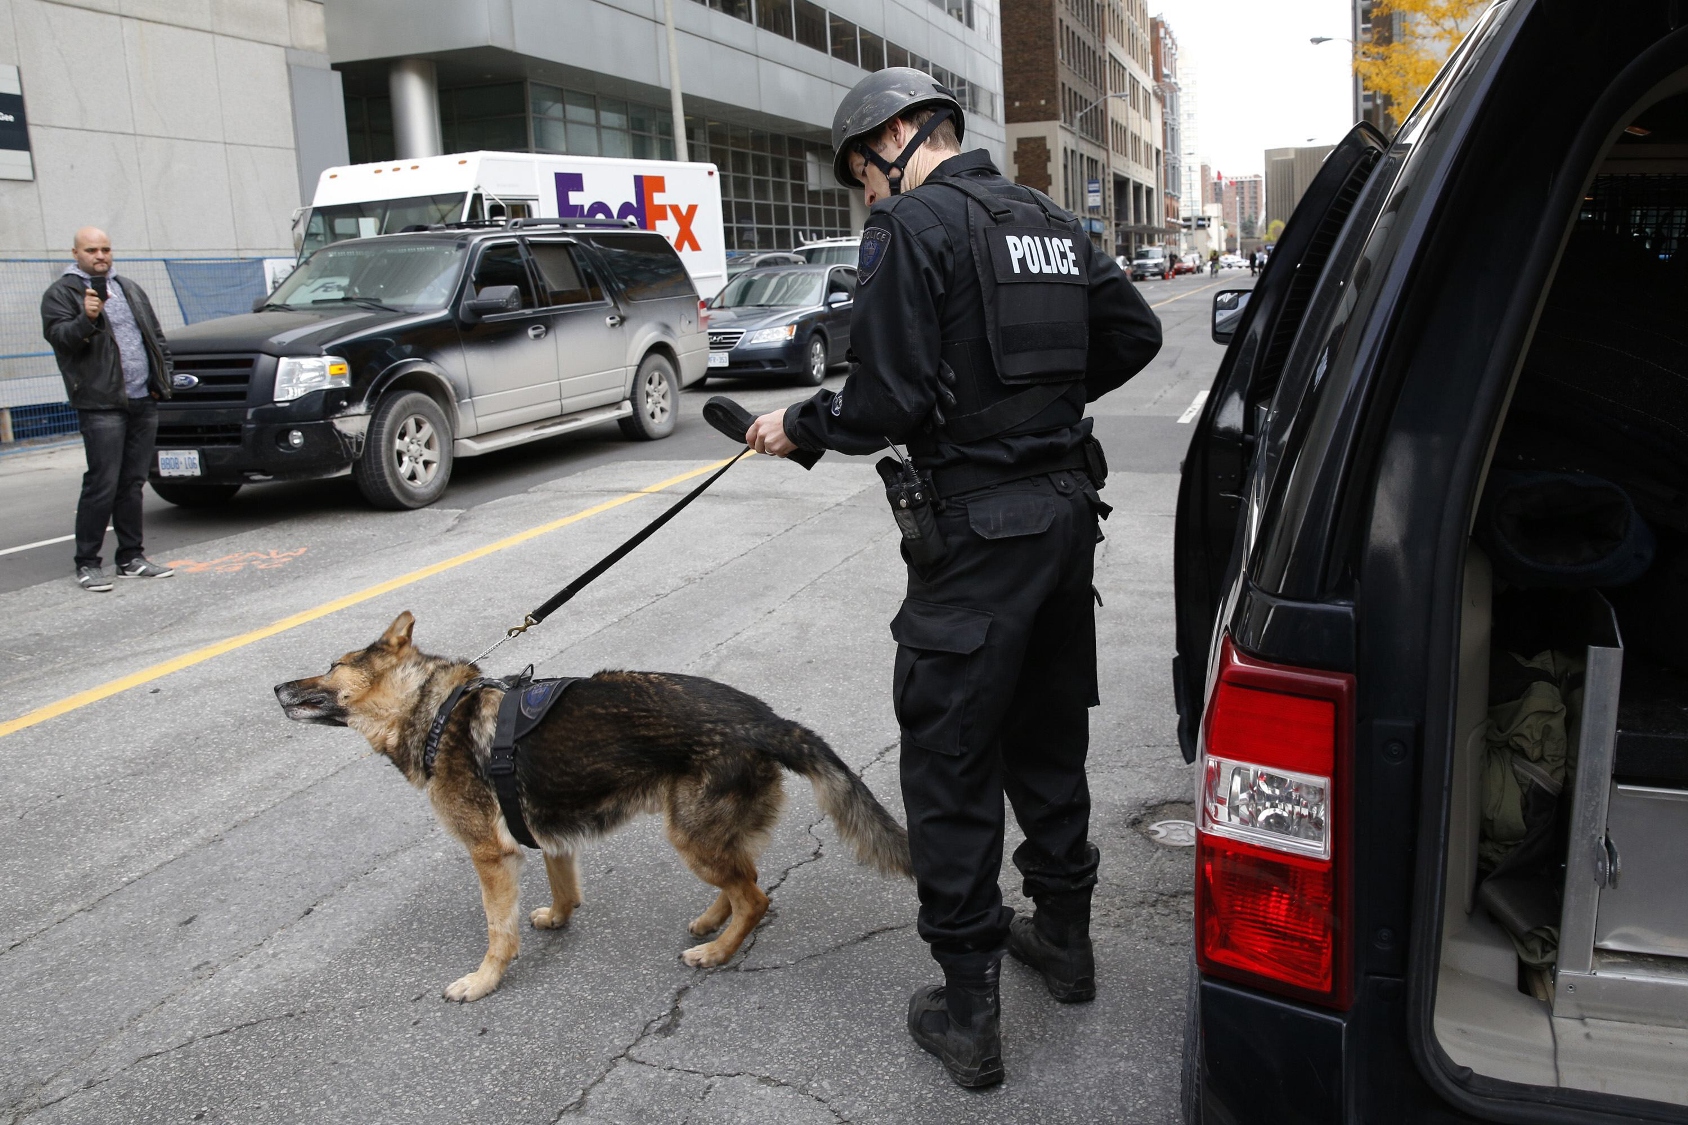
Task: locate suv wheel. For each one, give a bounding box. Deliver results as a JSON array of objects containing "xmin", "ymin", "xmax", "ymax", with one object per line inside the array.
[
  {"xmin": 354, "ymin": 390, "xmax": 453, "ymax": 509},
  {"xmin": 150, "ymin": 481, "xmax": 241, "ymax": 507},
  {"xmin": 800, "ymin": 334, "xmax": 828, "ymax": 387},
  {"xmin": 619, "ymin": 352, "xmax": 678, "ymax": 441}
]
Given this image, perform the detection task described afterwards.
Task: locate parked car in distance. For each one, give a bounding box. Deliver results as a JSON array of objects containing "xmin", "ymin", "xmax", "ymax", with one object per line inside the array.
[
  {"xmin": 704, "ymin": 264, "xmax": 855, "ymax": 385},
  {"xmin": 794, "ymin": 236, "xmax": 861, "ymax": 266},
  {"xmin": 1130, "ymin": 245, "xmax": 1170, "ymax": 280},
  {"xmin": 151, "ymin": 218, "xmax": 706, "ymax": 511},
  {"xmin": 1218, "ymin": 253, "xmax": 1247, "ymax": 269},
  {"xmin": 1170, "ymin": 255, "xmax": 1199, "ymax": 277},
  {"xmin": 1177, "ymin": 5, "xmax": 1688, "ymax": 1122},
  {"xmin": 726, "ymin": 251, "xmax": 805, "ymax": 279}
]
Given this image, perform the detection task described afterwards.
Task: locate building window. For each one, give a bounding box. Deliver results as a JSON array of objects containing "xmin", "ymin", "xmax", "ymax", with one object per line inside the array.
[
  {"xmin": 794, "ymin": 0, "xmax": 828, "ymax": 51},
  {"xmin": 344, "ymin": 94, "xmax": 394, "ymax": 164},
  {"xmin": 688, "ymin": 122, "xmax": 854, "ymax": 251},
  {"xmin": 442, "ymin": 82, "xmax": 529, "ymax": 152},
  {"xmin": 859, "ymin": 28, "xmax": 886, "ymax": 70},
  {"xmin": 829, "ymin": 12, "xmax": 858, "ymax": 65},
  {"xmin": 692, "ymin": 0, "xmax": 753, "ymax": 22},
  {"xmin": 757, "ymin": 0, "xmax": 795, "ymax": 38},
  {"xmin": 531, "ymin": 83, "xmax": 675, "ymax": 161}
]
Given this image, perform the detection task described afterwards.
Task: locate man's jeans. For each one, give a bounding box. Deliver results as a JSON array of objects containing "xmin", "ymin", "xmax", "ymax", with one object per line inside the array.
[{"xmin": 75, "ymin": 397, "xmax": 157, "ymax": 569}]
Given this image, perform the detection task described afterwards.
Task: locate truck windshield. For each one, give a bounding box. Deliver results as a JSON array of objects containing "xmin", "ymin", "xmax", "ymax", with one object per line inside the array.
[
  {"xmin": 711, "ymin": 271, "xmax": 823, "ymax": 308},
  {"xmin": 300, "ymin": 193, "xmax": 468, "ymax": 255},
  {"xmin": 797, "ymin": 245, "xmax": 858, "ymax": 266},
  {"xmin": 266, "ymin": 242, "xmax": 466, "ymax": 313}
]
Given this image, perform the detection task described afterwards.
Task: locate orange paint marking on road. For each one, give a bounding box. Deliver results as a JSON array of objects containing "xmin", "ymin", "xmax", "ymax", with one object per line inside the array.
[{"xmin": 167, "ymin": 548, "xmax": 310, "ymax": 575}]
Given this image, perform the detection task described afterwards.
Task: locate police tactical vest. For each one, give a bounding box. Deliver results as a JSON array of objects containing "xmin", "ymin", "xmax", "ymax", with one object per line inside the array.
[{"xmin": 935, "ymin": 177, "xmax": 1091, "ymax": 385}]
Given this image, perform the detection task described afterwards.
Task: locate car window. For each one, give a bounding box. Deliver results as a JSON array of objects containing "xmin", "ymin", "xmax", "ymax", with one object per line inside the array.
[
  {"xmin": 827, "ymin": 269, "xmax": 854, "ymax": 298},
  {"xmin": 300, "ymin": 193, "xmax": 468, "ymax": 255},
  {"xmin": 713, "ymin": 271, "xmax": 824, "ymax": 308},
  {"xmin": 587, "ymin": 232, "xmax": 695, "ymax": 301},
  {"xmin": 470, "ymin": 242, "xmax": 536, "ymax": 310},
  {"xmin": 268, "ymin": 241, "xmax": 466, "ymax": 312},
  {"xmin": 526, "ymin": 241, "xmax": 602, "ymax": 306}
]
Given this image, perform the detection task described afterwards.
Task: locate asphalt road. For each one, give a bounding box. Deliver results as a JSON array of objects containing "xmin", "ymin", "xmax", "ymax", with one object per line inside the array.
[{"xmin": 0, "ymin": 269, "xmax": 1248, "ymax": 1124}]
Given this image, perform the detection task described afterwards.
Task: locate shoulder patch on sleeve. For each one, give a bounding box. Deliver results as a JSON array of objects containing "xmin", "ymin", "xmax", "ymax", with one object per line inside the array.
[{"xmin": 857, "ymin": 226, "xmax": 892, "ymax": 284}]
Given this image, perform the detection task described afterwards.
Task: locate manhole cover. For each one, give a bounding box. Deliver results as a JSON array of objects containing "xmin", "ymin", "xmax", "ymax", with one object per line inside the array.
[{"xmin": 1146, "ymin": 819, "xmax": 1196, "ymax": 847}]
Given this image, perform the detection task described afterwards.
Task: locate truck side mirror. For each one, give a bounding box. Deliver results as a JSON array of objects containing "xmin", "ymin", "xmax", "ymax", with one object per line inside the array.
[
  {"xmin": 1212, "ymin": 289, "xmax": 1252, "ymax": 345},
  {"xmin": 462, "ymin": 284, "xmax": 522, "ymax": 322}
]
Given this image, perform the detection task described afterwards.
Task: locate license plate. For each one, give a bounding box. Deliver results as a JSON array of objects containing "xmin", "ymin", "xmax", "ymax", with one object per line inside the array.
[
  {"xmin": 157, "ymin": 449, "xmax": 202, "ymax": 477},
  {"xmin": 707, "ymin": 352, "xmax": 730, "ymax": 368}
]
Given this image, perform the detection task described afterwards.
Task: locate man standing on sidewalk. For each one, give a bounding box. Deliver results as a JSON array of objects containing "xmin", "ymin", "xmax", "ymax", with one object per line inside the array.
[{"xmin": 41, "ymin": 227, "xmax": 176, "ymax": 591}]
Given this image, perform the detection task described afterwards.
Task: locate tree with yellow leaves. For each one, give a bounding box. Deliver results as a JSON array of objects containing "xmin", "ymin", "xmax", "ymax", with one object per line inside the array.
[{"xmin": 1353, "ymin": 0, "xmax": 1488, "ymax": 130}]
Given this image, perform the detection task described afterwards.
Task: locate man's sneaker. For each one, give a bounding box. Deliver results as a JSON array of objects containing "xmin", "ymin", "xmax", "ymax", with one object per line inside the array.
[
  {"xmin": 117, "ymin": 557, "xmax": 174, "ymax": 579},
  {"xmin": 1007, "ymin": 913, "xmax": 1096, "ymax": 1002},
  {"xmin": 76, "ymin": 566, "xmax": 113, "ymax": 592}
]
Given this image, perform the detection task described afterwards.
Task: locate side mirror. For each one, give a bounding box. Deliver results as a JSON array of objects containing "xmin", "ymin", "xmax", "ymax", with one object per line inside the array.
[
  {"xmin": 827, "ymin": 291, "xmax": 851, "ymax": 307},
  {"xmin": 462, "ymin": 284, "xmax": 522, "ymax": 321},
  {"xmin": 1211, "ymin": 289, "xmax": 1252, "ymax": 345},
  {"xmin": 251, "ymin": 295, "xmax": 270, "ymax": 313}
]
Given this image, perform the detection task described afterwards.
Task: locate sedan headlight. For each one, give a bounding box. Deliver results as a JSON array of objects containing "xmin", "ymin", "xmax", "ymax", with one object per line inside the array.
[
  {"xmin": 744, "ymin": 324, "xmax": 797, "ymax": 346},
  {"xmin": 274, "ymin": 355, "xmax": 351, "ymax": 403}
]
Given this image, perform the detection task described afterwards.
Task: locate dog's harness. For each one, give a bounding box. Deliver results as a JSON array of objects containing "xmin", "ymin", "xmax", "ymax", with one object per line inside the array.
[{"xmin": 422, "ymin": 668, "xmax": 578, "ymax": 850}]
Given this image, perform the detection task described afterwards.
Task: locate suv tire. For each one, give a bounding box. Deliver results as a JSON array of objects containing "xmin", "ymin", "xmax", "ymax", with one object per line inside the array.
[
  {"xmin": 150, "ymin": 481, "xmax": 241, "ymax": 507},
  {"xmin": 800, "ymin": 333, "xmax": 828, "ymax": 387},
  {"xmin": 620, "ymin": 352, "xmax": 678, "ymax": 441},
  {"xmin": 354, "ymin": 390, "xmax": 453, "ymax": 509}
]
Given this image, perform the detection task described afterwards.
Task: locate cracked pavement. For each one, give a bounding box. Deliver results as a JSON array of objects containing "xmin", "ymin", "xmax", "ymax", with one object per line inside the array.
[{"xmin": 0, "ymin": 281, "xmax": 1223, "ymax": 1123}]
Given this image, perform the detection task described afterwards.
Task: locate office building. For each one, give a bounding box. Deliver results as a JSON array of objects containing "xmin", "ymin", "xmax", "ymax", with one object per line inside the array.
[
  {"xmin": 1149, "ymin": 16, "xmax": 1180, "ymax": 238},
  {"xmin": 329, "ymin": 0, "xmax": 1005, "ymax": 253},
  {"xmin": 1265, "ymin": 143, "xmax": 1333, "ymax": 231}
]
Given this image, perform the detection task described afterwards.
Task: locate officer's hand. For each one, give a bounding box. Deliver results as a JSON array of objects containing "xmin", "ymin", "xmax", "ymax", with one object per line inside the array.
[
  {"xmin": 746, "ymin": 410, "xmax": 796, "ymax": 458},
  {"xmin": 83, "ymin": 289, "xmax": 103, "ymax": 321}
]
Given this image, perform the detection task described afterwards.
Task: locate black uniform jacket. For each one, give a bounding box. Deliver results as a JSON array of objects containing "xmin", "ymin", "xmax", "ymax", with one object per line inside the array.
[
  {"xmin": 40, "ymin": 271, "xmax": 174, "ymax": 410},
  {"xmin": 783, "ymin": 150, "xmax": 1161, "ymax": 474}
]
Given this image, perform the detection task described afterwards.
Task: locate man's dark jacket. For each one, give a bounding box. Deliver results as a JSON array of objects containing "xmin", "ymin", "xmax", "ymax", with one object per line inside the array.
[{"xmin": 41, "ymin": 272, "xmax": 174, "ymax": 409}]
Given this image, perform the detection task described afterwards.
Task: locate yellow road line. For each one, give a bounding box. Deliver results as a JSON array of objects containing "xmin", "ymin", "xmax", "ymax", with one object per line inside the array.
[
  {"xmin": 1148, "ymin": 275, "xmax": 1235, "ymax": 310},
  {"xmin": 0, "ymin": 456, "xmax": 745, "ymax": 741}
]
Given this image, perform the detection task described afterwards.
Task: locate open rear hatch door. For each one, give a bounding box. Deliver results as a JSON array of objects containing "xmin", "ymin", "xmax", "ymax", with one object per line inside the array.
[{"xmin": 1172, "ymin": 121, "xmax": 1387, "ymax": 762}]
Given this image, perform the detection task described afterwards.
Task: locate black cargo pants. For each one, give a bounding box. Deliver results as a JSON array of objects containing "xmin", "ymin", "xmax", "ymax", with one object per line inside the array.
[{"xmin": 891, "ymin": 469, "xmax": 1102, "ymax": 969}]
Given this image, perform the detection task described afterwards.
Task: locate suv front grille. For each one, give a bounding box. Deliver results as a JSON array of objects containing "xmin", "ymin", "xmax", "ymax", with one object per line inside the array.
[
  {"xmin": 170, "ymin": 354, "xmax": 257, "ymax": 403},
  {"xmin": 156, "ymin": 423, "xmax": 243, "ymax": 447},
  {"xmin": 709, "ymin": 330, "xmax": 744, "ymax": 351}
]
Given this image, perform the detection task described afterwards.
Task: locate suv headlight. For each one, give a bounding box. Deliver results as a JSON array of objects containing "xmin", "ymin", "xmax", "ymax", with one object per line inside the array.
[
  {"xmin": 274, "ymin": 355, "xmax": 351, "ymax": 403},
  {"xmin": 744, "ymin": 325, "xmax": 797, "ymax": 346}
]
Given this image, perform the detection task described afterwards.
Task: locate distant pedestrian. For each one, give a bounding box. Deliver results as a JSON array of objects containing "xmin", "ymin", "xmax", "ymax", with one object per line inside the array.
[
  {"xmin": 1250, "ymin": 250, "xmax": 1259, "ymax": 276},
  {"xmin": 41, "ymin": 227, "xmax": 176, "ymax": 591},
  {"xmin": 1208, "ymin": 249, "xmax": 1219, "ymax": 276}
]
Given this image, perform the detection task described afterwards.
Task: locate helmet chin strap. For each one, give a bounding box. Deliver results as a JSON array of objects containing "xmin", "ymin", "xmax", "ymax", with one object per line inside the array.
[{"xmin": 855, "ymin": 107, "xmax": 954, "ymax": 195}]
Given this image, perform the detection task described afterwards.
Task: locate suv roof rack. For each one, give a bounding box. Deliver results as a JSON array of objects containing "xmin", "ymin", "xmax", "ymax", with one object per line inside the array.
[{"xmin": 508, "ymin": 217, "xmax": 639, "ymax": 230}]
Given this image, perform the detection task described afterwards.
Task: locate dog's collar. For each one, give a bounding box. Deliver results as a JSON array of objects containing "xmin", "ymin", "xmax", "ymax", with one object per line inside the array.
[{"xmin": 423, "ymin": 677, "xmax": 504, "ymax": 778}]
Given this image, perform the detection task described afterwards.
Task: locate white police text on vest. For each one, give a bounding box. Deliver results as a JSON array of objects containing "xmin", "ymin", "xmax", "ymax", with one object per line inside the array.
[{"xmin": 1004, "ymin": 234, "xmax": 1080, "ymax": 276}]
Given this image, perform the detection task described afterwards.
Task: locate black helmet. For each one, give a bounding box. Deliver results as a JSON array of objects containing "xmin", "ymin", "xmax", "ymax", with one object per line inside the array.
[{"xmin": 831, "ymin": 67, "xmax": 965, "ymax": 190}]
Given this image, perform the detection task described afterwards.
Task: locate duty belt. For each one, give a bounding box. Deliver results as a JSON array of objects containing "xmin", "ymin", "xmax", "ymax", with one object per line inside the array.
[{"xmin": 928, "ymin": 447, "xmax": 1091, "ymax": 500}]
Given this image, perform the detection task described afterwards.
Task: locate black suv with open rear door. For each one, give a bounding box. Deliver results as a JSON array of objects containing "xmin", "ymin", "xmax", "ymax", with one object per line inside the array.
[{"xmin": 1175, "ymin": 4, "xmax": 1688, "ymax": 1122}]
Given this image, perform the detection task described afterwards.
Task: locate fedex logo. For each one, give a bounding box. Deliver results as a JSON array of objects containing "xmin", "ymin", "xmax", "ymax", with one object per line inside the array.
[{"xmin": 555, "ymin": 172, "xmax": 701, "ymax": 252}]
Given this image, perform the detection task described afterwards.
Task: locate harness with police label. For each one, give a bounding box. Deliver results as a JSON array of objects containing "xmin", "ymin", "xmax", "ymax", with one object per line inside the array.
[{"xmin": 422, "ymin": 669, "xmax": 579, "ymax": 850}]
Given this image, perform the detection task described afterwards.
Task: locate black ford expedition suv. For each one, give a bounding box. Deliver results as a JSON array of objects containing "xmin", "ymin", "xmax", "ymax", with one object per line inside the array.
[
  {"xmin": 151, "ymin": 219, "xmax": 706, "ymax": 509},
  {"xmin": 1177, "ymin": 4, "xmax": 1688, "ymax": 1122}
]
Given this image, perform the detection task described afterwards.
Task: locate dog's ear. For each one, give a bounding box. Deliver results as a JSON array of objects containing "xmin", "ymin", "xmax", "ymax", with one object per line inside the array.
[{"xmin": 379, "ymin": 611, "xmax": 415, "ymax": 649}]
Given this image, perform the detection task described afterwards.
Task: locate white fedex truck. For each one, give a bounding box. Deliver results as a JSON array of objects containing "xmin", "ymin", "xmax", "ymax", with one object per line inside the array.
[{"xmin": 299, "ymin": 151, "xmax": 728, "ymax": 297}]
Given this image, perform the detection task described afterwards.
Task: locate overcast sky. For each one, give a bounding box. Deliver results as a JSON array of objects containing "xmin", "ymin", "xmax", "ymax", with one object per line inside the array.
[{"xmin": 1150, "ymin": 0, "xmax": 1355, "ymax": 177}]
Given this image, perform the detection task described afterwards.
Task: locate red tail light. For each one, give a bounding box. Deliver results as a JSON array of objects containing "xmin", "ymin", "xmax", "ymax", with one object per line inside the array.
[
  {"xmin": 1196, "ymin": 636, "xmax": 1353, "ymax": 1007},
  {"xmin": 699, "ymin": 298, "xmax": 710, "ymax": 332}
]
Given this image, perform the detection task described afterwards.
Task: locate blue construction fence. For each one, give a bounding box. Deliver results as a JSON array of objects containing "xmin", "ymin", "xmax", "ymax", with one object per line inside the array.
[{"xmin": 0, "ymin": 256, "xmax": 294, "ymax": 443}]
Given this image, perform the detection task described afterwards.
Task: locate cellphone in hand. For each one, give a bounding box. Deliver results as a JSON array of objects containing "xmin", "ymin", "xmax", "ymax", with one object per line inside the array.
[{"xmin": 89, "ymin": 276, "xmax": 108, "ymax": 301}]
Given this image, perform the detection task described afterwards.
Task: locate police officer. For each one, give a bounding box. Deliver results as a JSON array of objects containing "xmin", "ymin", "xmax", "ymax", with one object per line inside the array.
[{"xmin": 747, "ymin": 69, "xmax": 1161, "ymax": 1087}]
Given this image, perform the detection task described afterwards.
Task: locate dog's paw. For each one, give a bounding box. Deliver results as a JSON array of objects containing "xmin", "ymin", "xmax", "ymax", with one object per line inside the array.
[
  {"xmin": 443, "ymin": 971, "xmax": 500, "ymax": 1002},
  {"xmin": 531, "ymin": 905, "xmax": 573, "ymax": 930},
  {"xmin": 681, "ymin": 941, "xmax": 731, "ymax": 968},
  {"xmin": 687, "ymin": 916, "xmax": 721, "ymax": 937}
]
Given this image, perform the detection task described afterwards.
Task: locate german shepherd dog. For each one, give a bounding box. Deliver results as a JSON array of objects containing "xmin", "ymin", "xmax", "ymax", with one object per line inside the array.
[{"xmin": 274, "ymin": 612, "xmax": 912, "ymax": 1002}]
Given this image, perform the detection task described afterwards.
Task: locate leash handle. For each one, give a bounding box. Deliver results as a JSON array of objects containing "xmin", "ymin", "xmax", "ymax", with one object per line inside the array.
[
  {"xmin": 525, "ymin": 448, "xmax": 750, "ymax": 627},
  {"xmin": 703, "ymin": 396, "xmax": 823, "ymax": 470}
]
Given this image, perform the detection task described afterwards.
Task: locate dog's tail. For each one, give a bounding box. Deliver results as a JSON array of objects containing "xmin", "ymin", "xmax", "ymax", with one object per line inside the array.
[{"xmin": 768, "ymin": 726, "xmax": 913, "ymax": 879}]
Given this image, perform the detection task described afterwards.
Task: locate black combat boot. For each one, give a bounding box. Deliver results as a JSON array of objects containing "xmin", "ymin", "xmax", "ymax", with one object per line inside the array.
[
  {"xmin": 1007, "ymin": 890, "xmax": 1095, "ymax": 1002},
  {"xmin": 907, "ymin": 954, "xmax": 1005, "ymax": 1088}
]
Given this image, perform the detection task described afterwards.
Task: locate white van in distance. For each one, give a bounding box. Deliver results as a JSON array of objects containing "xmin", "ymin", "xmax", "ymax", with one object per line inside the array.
[{"xmin": 300, "ymin": 151, "xmax": 728, "ymax": 297}]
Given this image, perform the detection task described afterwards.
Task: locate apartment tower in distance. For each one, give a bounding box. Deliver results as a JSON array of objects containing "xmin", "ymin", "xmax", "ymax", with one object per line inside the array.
[
  {"xmin": 1002, "ymin": 0, "xmax": 1164, "ymax": 254},
  {"xmin": 1150, "ymin": 17, "xmax": 1181, "ymax": 240}
]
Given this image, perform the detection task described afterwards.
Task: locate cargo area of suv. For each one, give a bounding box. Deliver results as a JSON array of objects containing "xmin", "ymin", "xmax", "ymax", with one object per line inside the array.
[{"xmin": 1433, "ymin": 91, "xmax": 1688, "ymax": 1107}]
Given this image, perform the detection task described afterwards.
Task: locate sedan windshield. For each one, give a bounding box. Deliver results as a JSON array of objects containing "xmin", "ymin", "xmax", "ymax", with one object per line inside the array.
[
  {"xmin": 266, "ymin": 242, "xmax": 466, "ymax": 313},
  {"xmin": 712, "ymin": 271, "xmax": 823, "ymax": 308}
]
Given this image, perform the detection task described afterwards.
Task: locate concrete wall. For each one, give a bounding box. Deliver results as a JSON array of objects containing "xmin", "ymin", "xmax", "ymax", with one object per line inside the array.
[{"xmin": 0, "ymin": 0, "xmax": 342, "ymax": 258}]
